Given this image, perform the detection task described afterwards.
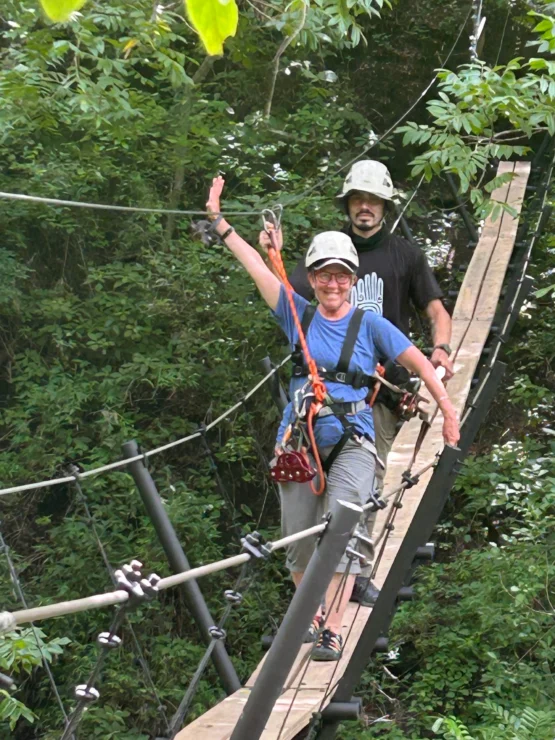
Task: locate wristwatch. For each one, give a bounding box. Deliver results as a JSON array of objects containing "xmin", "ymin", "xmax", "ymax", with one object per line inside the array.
[{"xmin": 433, "ymin": 344, "xmax": 452, "ymax": 355}]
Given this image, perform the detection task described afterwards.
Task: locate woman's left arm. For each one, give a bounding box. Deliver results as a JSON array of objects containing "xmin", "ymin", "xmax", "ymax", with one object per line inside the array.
[
  {"xmin": 397, "ymin": 345, "xmax": 460, "ymax": 447},
  {"xmin": 206, "ymin": 176, "xmax": 281, "ymax": 310}
]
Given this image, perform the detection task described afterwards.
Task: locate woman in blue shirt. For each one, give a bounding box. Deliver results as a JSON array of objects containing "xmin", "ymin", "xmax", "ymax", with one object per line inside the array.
[{"xmin": 206, "ymin": 177, "xmax": 459, "ymax": 661}]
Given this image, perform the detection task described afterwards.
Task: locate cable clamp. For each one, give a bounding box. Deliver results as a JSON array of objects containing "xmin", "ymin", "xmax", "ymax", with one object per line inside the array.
[
  {"xmin": 114, "ymin": 561, "xmax": 160, "ymax": 606},
  {"xmin": 224, "ymin": 589, "xmax": 243, "ymax": 605},
  {"xmin": 365, "ymin": 493, "xmax": 387, "ymax": 512},
  {"xmin": 241, "ymin": 531, "xmax": 271, "ymax": 559},
  {"xmin": 401, "ymin": 471, "xmax": 419, "ymax": 489},
  {"xmin": 97, "ymin": 632, "xmax": 122, "ymax": 649},
  {"xmin": 75, "ymin": 684, "xmax": 100, "ymax": 702},
  {"xmin": 209, "ymin": 626, "xmax": 227, "ymax": 641}
]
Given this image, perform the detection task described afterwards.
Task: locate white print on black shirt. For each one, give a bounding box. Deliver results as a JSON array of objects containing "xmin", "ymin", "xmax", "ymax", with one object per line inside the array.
[{"xmin": 351, "ymin": 273, "xmax": 384, "ymax": 315}]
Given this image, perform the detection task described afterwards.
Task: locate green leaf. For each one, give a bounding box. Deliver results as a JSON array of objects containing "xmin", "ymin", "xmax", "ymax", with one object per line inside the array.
[
  {"xmin": 39, "ymin": 0, "xmax": 87, "ymax": 22},
  {"xmin": 185, "ymin": 0, "xmax": 239, "ymax": 56}
]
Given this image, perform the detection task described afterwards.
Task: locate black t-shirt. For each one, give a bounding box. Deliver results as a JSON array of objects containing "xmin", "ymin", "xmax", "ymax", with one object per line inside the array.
[{"xmin": 289, "ymin": 226, "xmax": 443, "ymax": 337}]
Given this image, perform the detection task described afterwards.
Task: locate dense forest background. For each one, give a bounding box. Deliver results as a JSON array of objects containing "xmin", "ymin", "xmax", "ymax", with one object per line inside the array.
[{"xmin": 0, "ymin": 0, "xmax": 554, "ymax": 738}]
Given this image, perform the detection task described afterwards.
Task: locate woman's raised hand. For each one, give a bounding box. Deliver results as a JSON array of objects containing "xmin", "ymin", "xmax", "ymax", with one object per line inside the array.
[
  {"xmin": 259, "ymin": 222, "xmax": 283, "ymax": 255},
  {"xmin": 206, "ymin": 175, "xmax": 225, "ymax": 220}
]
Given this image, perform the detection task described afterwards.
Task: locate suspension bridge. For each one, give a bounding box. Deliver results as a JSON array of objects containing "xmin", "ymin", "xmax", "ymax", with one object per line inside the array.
[{"xmin": 0, "ymin": 142, "xmax": 552, "ymax": 740}]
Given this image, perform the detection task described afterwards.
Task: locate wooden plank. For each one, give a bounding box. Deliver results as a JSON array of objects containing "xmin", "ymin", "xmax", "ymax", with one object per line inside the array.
[
  {"xmin": 454, "ymin": 162, "xmax": 516, "ymax": 320},
  {"xmin": 175, "ymin": 688, "xmax": 328, "ymax": 740},
  {"xmin": 175, "ymin": 162, "xmax": 530, "ymax": 740},
  {"xmin": 474, "ymin": 162, "xmax": 531, "ymax": 320}
]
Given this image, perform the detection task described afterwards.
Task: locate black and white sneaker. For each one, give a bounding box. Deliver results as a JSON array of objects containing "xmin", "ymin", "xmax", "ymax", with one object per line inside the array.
[
  {"xmin": 350, "ymin": 575, "xmax": 380, "ymax": 606},
  {"xmin": 311, "ymin": 629, "xmax": 343, "ymax": 661}
]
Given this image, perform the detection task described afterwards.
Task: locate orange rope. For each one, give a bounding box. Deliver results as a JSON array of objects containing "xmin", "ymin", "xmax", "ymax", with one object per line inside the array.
[{"xmin": 266, "ymin": 229, "xmax": 327, "ymax": 495}]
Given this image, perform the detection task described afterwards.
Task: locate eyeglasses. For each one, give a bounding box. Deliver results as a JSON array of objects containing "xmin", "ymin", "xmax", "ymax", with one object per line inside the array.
[{"xmin": 314, "ymin": 271, "xmax": 353, "ymax": 286}]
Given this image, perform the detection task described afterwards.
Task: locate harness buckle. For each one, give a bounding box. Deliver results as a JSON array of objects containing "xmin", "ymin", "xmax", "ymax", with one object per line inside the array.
[{"xmin": 335, "ymin": 372, "xmax": 347, "ymax": 383}]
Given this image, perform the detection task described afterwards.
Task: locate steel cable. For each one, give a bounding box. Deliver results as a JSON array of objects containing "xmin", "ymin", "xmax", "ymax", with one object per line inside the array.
[
  {"xmin": 0, "ymin": 529, "xmax": 74, "ymax": 739},
  {"xmin": 0, "ymin": 354, "xmax": 292, "ymax": 497},
  {"xmin": 70, "ymin": 475, "xmax": 172, "ymax": 735}
]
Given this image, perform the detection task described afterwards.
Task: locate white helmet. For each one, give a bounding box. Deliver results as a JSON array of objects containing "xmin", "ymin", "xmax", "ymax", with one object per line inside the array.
[
  {"xmin": 305, "ymin": 232, "xmax": 359, "ymax": 272},
  {"xmin": 338, "ymin": 160, "xmax": 395, "ymax": 201}
]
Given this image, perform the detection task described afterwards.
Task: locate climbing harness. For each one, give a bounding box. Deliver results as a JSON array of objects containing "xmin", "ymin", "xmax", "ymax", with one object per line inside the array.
[{"xmin": 263, "ymin": 208, "xmax": 328, "ymax": 495}]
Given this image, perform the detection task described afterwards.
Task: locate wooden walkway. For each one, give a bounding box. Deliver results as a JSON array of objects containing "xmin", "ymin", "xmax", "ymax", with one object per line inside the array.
[{"xmin": 176, "ymin": 161, "xmax": 531, "ymax": 740}]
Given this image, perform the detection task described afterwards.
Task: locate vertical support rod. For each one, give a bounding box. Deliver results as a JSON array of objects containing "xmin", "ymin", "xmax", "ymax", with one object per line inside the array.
[
  {"xmin": 261, "ymin": 356, "xmax": 289, "ymax": 413},
  {"xmin": 230, "ymin": 499, "xmax": 362, "ymax": 740},
  {"xmin": 122, "ymin": 441, "xmax": 241, "ymax": 696},
  {"xmin": 445, "ymin": 173, "xmax": 479, "ymax": 243}
]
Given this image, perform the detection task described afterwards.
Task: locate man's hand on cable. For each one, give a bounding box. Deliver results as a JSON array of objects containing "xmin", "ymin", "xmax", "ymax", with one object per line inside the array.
[
  {"xmin": 259, "ymin": 223, "xmax": 283, "ymax": 255},
  {"xmin": 206, "ymin": 175, "xmax": 225, "ymax": 219},
  {"xmin": 430, "ymin": 347, "xmax": 455, "ymax": 381}
]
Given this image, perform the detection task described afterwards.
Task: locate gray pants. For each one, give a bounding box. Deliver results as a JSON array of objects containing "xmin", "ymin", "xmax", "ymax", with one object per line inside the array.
[
  {"xmin": 359, "ymin": 402, "xmax": 399, "ymax": 577},
  {"xmin": 279, "ymin": 438, "xmax": 377, "ymax": 575}
]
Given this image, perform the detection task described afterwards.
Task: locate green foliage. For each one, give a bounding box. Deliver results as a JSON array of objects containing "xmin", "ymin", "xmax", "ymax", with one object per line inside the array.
[
  {"xmin": 398, "ymin": 3, "xmax": 555, "ymax": 216},
  {"xmin": 433, "ymin": 702, "xmax": 555, "ymax": 739},
  {"xmin": 185, "ymin": 0, "xmax": 239, "ymax": 56},
  {"xmin": 0, "ymin": 691, "xmax": 36, "ymax": 732}
]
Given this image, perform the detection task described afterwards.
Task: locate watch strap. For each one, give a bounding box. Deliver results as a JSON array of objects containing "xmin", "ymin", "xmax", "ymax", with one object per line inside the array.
[{"xmin": 433, "ymin": 343, "xmax": 452, "ymax": 355}]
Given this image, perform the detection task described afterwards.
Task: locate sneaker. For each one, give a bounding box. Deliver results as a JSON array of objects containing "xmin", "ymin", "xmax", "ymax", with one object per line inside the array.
[
  {"xmin": 311, "ymin": 629, "xmax": 343, "ymax": 661},
  {"xmin": 350, "ymin": 575, "xmax": 380, "ymax": 607},
  {"xmin": 303, "ymin": 615, "xmax": 324, "ymax": 643}
]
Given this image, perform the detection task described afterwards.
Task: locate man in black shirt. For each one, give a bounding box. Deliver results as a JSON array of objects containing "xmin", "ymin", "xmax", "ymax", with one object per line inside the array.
[{"xmin": 261, "ymin": 160, "xmax": 454, "ymax": 605}]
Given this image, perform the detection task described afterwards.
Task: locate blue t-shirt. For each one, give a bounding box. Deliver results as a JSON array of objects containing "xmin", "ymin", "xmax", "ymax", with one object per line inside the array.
[{"xmin": 274, "ymin": 286, "xmax": 412, "ymax": 448}]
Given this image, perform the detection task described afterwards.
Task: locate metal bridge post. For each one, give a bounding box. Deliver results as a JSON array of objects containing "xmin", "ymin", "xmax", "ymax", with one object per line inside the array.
[
  {"xmin": 315, "ymin": 363, "xmax": 506, "ymax": 740},
  {"xmin": 230, "ymin": 499, "xmax": 363, "ymax": 740},
  {"xmin": 122, "ymin": 440, "xmax": 241, "ymax": 696}
]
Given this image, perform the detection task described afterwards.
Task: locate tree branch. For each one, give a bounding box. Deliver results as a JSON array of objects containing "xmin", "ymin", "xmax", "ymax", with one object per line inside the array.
[
  {"xmin": 264, "ymin": 1, "xmax": 308, "ymax": 120},
  {"xmin": 165, "ymin": 56, "xmax": 217, "ymax": 241}
]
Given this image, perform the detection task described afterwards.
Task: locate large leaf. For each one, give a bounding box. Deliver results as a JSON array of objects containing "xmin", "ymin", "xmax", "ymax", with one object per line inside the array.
[
  {"xmin": 185, "ymin": 0, "xmax": 238, "ymax": 56},
  {"xmin": 39, "ymin": 0, "xmax": 87, "ymax": 22}
]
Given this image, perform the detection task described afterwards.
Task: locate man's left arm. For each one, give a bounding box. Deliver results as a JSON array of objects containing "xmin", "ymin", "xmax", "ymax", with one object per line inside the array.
[{"xmin": 425, "ymin": 299, "xmax": 454, "ymax": 381}]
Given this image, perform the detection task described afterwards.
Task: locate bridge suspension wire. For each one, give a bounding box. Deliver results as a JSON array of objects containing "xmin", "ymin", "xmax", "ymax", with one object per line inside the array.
[
  {"xmin": 0, "ymin": 529, "xmax": 74, "ymax": 739},
  {"xmin": 0, "ymin": 190, "xmax": 264, "ymax": 219},
  {"xmin": 0, "ymin": 523, "xmax": 326, "ymax": 631},
  {"xmin": 70, "ymin": 474, "xmax": 172, "ymax": 735},
  {"xmin": 289, "ymin": 0, "xmax": 474, "ymax": 205},
  {"xmin": 0, "ymin": 353, "xmax": 292, "ymax": 497}
]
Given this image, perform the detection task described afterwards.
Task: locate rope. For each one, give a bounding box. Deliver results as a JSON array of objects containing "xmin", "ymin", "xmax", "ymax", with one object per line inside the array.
[
  {"xmin": 0, "ymin": 354, "xmax": 292, "ymax": 497},
  {"xmin": 0, "ymin": 191, "xmax": 263, "ymax": 218},
  {"xmin": 0, "ymin": 529, "xmax": 74, "ymax": 739},
  {"xmin": 265, "ymin": 224, "xmax": 327, "ymax": 495},
  {"xmin": 0, "ymin": 523, "xmax": 327, "ymax": 628}
]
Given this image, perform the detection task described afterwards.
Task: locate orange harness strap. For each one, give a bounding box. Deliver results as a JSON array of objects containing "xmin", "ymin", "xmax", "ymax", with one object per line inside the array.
[{"xmin": 266, "ymin": 229, "xmax": 327, "ymax": 495}]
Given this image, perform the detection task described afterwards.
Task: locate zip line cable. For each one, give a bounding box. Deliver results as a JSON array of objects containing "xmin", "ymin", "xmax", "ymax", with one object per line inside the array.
[
  {"xmin": 0, "ymin": 191, "xmax": 264, "ymax": 218},
  {"xmin": 0, "ymin": 353, "xmax": 292, "ymax": 497},
  {"xmin": 0, "ymin": 1, "xmax": 472, "ymax": 224},
  {"xmin": 390, "ymin": 174, "xmax": 426, "ymax": 234},
  {"xmin": 288, "ymin": 0, "xmax": 474, "ymax": 206}
]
